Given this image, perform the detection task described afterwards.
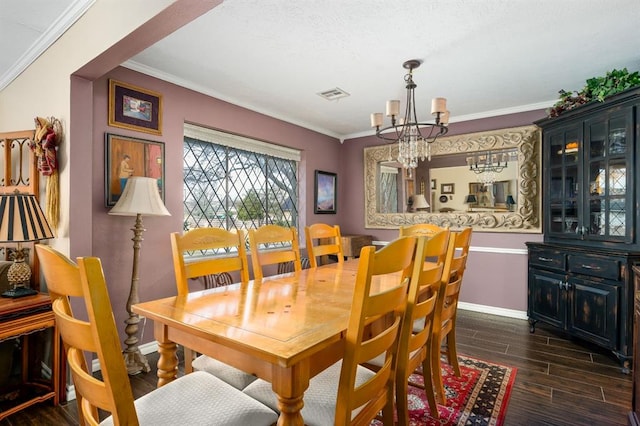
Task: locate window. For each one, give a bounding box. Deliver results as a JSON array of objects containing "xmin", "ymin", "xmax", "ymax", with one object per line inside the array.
[{"xmin": 183, "ymin": 124, "xmax": 300, "ymax": 245}]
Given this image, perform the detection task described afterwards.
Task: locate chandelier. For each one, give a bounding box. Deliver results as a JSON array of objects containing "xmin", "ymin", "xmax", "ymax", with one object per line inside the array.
[
  {"xmin": 467, "ymin": 151, "xmax": 509, "ymax": 185},
  {"xmin": 370, "ymin": 59, "xmax": 450, "ymax": 170}
]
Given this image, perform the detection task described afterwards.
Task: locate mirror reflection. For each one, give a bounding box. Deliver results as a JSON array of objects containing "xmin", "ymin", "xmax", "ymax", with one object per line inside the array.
[{"xmin": 365, "ymin": 125, "xmax": 541, "ymax": 232}]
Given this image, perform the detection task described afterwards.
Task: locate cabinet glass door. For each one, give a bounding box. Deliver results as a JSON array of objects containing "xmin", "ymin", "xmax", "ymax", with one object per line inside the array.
[
  {"xmin": 548, "ymin": 126, "xmax": 581, "ymax": 237},
  {"xmin": 585, "ymin": 111, "xmax": 631, "ymax": 242}
]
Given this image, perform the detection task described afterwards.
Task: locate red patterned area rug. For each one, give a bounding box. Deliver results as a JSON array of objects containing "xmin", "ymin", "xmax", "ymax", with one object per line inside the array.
[{"xmin": 371, "ymin": 355, "xmax": 517, "ymax": 426}]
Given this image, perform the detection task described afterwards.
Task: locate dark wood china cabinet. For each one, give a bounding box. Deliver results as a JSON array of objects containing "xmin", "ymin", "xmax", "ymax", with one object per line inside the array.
[{"xmin": 528, "ymin": 88, "xmax": 640, "ymax": 380}]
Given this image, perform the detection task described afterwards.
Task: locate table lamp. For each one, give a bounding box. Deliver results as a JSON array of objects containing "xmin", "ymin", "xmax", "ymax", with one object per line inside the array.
[
  {"xmin": 412, "ymin": 193, "xmax": 430, "ymax": 211},
  {"xmin": 109, "ymin": 176, "xmax": 171, "ymax": 375},
  {"xmin": 464, "ymin": 194, "xmax": 477, "ymax": 212},
  {"xmin": 506, "ymin": 195, "xmax": 516, "ymax": 211},
  {"xmin": 0, "ymin": 191, "xmax": 54, "ymax": 298}
]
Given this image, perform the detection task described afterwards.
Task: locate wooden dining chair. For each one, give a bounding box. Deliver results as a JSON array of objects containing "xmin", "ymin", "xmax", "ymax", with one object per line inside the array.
[
  {"xmin": 170, "ymin": 227, "xmax": 249, "ymax": 297},
  {"xmin": 430, "ymin": 227, "xmax": 472, "ymax": 404},
  {"xmin": 248, "ymin": 224, "xmax": 301, "ymax": 280},
  {"xmin": 305, "ymin": 223, "xmax": 344, "ymax": 268},
  {"xmin": 170, "ymin": 227, "xmax": 257, "ymax": 388},
  {"xmin": 399, "ymin": 223, "xmax": 447, "ymax": 237},
  {"xmin": 35, "ymin": 245, "xmax": 278, "ymax": 426},
  {"xmin": 363, "ymin": 231, "xmax": 450, "ymax": 423},
  {"xmin": 243, "ymin": 236, "xmax": 417, "ymax": 425}
]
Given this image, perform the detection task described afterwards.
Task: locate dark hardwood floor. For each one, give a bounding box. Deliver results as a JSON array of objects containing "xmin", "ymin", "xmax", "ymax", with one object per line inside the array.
[{"xmin": 0, "ymin": 309, "xmax": 632, "ymax": 425}]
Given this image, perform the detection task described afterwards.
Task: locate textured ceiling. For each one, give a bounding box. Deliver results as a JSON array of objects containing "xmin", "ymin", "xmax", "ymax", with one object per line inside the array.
[{"xmin": 3, "ymin": 0, "xmax": 640, "ymax": 140}]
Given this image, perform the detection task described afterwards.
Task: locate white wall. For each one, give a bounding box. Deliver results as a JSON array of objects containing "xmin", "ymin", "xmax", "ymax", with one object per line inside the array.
[{"xmin": 0, "ymin": 0, "xmax": 177, "ymax": 255}]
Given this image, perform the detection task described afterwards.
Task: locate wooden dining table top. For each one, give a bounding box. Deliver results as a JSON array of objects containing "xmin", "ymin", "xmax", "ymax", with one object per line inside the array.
[
  {"xmin": 132, "ymin": 258, "xmax": 402, "ymax": 425},
  {"xmin": 134, "ymin": 260, "xmax": 367, "ymax": 364}
]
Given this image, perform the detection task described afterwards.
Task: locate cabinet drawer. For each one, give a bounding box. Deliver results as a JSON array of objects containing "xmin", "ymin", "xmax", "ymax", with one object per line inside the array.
[
  {"xmin": 568, "ymin": 255, "xmax": 620, "ymax": 280},
  {"xmin": 529, "ymin": 248, "xmax": 565, "ymax": 271}
]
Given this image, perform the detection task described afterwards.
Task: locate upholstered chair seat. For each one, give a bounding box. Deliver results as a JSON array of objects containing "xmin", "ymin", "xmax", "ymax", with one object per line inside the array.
[{"xmin": 101, "ymin": 371, "xmax": 276, "ymax": 425}]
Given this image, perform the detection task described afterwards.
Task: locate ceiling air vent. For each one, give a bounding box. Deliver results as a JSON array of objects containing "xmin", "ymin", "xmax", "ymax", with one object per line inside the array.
[{"xmin": 317, "ymin": 87, "xmax": 350, "ymax": 101}]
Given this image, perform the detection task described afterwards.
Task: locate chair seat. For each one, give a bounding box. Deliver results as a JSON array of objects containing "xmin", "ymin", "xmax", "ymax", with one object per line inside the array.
[
  {"xmin": 243, "ymin": 361, "xmax": 374, "ymax": 426},
  {"xmin": 192, "ymin": 354, "xmax": 258, "ymax": 390},
  {"xmin": 101, "ymin": 371, "xmax": 277, "ymax": 426}
]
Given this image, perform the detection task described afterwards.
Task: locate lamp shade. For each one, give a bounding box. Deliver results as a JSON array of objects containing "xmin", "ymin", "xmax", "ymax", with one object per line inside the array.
[
  {"xmin": 506, "ymin": 195, "xmax": 516, "ymax": 205},
  {"xmin": 109, "ymin": 177, "xmax": 171, "ymax": 217},
  {"xmin": 0, "ymin": 193, "xmax": 54, "ymax": 242},
  {"xmin": 412, "ymin": 193, "xmax": 430, "ymax": 210},
  {"xmin": 464, "ymin": 194, "xmax": 478, "ymax": 204}
]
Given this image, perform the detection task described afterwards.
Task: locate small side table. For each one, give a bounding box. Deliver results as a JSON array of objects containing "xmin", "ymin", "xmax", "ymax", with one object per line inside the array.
[
  {"xmin": 0, "ymin": 293, "xmax": 63, "ymax": 420},
  {"xmin": 340, "ymin": 234, "xmax": 373, "ymax": 259}
]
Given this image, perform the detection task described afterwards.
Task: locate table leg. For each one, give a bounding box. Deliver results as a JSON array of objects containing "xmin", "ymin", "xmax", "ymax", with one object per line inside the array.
[
  {"xmin": 272, "ymin": 363, "xmax": 308, "ymax": 426},
  {"xmin": 154, "ymin": 323, "xmax": 178, "ymax": 387}
]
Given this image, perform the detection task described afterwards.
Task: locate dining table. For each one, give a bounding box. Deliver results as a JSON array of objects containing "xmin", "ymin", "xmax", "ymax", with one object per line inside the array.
[{"xmin": 132, "ymin": 258, "xmax": 403, "ymax": 426}]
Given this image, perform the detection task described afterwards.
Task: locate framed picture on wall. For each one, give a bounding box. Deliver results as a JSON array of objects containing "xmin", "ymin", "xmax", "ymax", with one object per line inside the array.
[
  {"xmin": 108, "ymin": 79, "xmax": 163, "ymax": 135},
  {"xmin": 441, "ymin": 183, "xmax": 455, "ymax": 194},
  {"xmin": 314, "ymin": 170, "xmax": 337, "ymax": 214},
  {"xmin": 105, "ymin": 133, "xmax": 165, "ymax": 207}
]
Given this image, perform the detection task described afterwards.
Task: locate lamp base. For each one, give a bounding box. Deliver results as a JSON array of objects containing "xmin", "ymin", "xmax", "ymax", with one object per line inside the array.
[
  {"xmin": 1, "ymin": 286, "xmax": 38, "ymax": 298},
  {"xmin": 123, "ymin": 348, "xmax": 151, "ymax": 375}
]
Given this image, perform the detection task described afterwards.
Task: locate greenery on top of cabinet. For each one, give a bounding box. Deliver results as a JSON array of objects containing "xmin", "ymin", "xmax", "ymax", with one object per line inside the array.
[{"xmin": 548, "ymin": 68, "xmax": 640, "ymax": 118}]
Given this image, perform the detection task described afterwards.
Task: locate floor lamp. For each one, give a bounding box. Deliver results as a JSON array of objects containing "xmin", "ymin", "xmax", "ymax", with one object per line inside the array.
[
  {"xmin": 109, "ymin": 177, "xmax": 170, "ymax": 375},
  {"xmin": 0, "ymin": 191, "xmax": 54, "ymax": 298}
]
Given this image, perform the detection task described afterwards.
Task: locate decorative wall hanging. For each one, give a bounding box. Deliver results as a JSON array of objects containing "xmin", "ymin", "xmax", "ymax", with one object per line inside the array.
[
  {"xmin": 105, "ymin": 133, "xmax": 165, "ymax": 207},
  {"xmin": 314, "ymin": 170, "xmax": 337, "ymax": 214},
  {"xmin": 441, "ymin": 183, "xmax": 455, "ymax": 194},
  {"xmin": 108, "ymin": 79, "xmax": 163, "ymax": 135},
  {"xmin": 31, "ymin": 116, "xmax": 62, "ymax": 232}
]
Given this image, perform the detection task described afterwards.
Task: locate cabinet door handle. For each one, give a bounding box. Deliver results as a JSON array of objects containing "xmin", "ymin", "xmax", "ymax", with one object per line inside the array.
[
  {"xmin": 538, "ymin": 256, "xmax": 553, "ymax": 262},
  {"xmin": 561, "ymin": 281, "xmax": 571, "ymax": 290},
  {"xmin": 581, "ymin": 264, "xmax": 601, "ymax": 270}
]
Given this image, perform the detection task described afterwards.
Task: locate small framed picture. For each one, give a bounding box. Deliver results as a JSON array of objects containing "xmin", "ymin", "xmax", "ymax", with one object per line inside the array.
[
  {"xmin": 108, "ymin": 79, "xmax": 163, "ymax": 135},
  {"xmin": 314, "ymin": 170, "xmax": 337, "ymax": 214},
  {"xmin": 431, "ymin": 179, "xmax": 437, "ymax": 190},
  {"xmin": 441, "ymin": 183, "xmax": 455, "ymax": 194},
  {"xmin": 105, "ymin": 133, "xmax": 165, "ymax": 207}
]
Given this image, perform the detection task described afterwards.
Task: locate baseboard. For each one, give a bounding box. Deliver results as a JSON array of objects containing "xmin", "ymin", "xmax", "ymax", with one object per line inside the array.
[
  {"xmin": 458, "ymin": 302, "xmax": 528, "ymax": 320},
  {"xmin": 65, "ymin": 306, "xmax": 525, "ymax": 401}
]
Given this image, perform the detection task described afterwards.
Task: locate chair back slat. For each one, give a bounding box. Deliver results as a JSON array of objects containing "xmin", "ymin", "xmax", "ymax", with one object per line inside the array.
[{"xmin": 66, "ymin": 347, "xmax": 112, "ymax": 411}]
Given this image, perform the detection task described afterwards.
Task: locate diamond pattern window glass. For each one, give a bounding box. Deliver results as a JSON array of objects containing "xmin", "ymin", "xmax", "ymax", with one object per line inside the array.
[{"xmin": 182, "ymin": 128, "xmax": 299, "ymax": 255}]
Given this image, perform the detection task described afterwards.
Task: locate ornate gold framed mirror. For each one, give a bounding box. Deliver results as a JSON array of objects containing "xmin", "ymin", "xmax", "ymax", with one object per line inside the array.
[{"xmin": 364, "ymin": 125, "xmax": 541, "ymax": 232}]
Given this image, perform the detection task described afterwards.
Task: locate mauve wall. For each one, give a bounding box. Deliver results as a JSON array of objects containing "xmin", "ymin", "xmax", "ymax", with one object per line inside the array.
[
  {"xmin": 88, "ymin": 67, "xmax": 547, "ymax": 346},
  {"xmin": 91, "ymin": 67, "xmax": 342, "ymax": 344}
]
